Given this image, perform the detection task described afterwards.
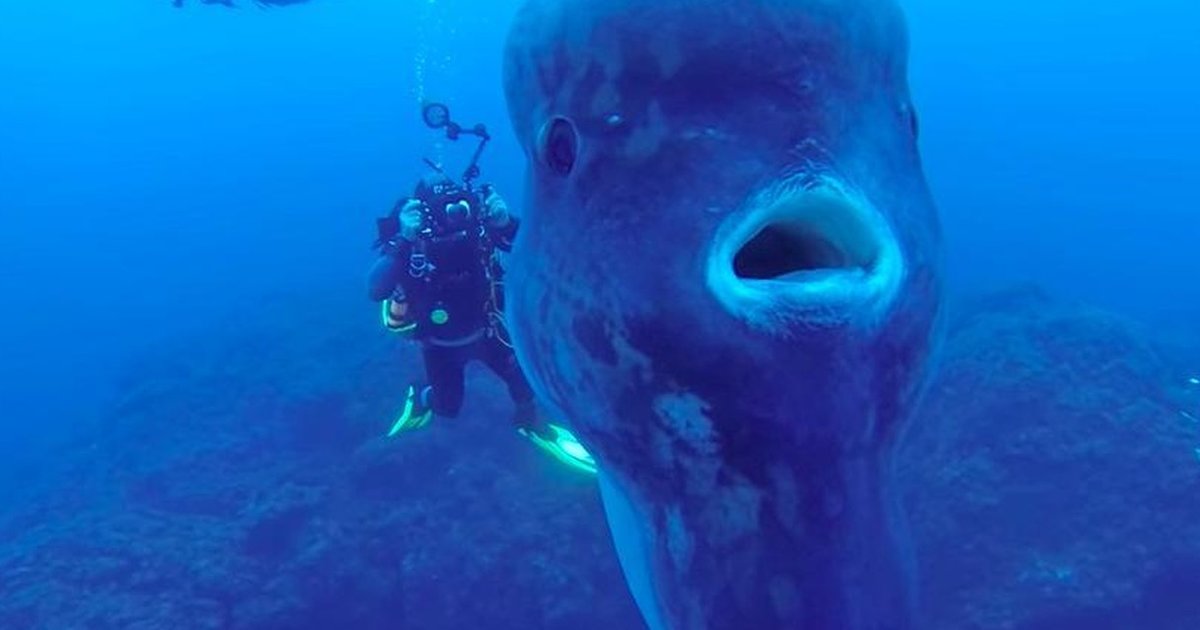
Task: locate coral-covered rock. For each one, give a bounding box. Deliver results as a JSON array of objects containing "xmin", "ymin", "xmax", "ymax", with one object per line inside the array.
[
  {"xmin": 901, "ymin": 287, "xmax": 1200, "ymax": 630},
  {"xmin": 0, "ymin": 304, "xmax": 640, "ymax": 629},
  {"xmin": 1, "ymin": 289, "xmax": 1197, "ymax": 629}
]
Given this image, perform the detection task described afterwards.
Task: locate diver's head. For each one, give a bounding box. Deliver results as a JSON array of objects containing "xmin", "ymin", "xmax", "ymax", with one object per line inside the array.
[{"xmin": 413, "ymin": 172, "xmax": 456, "ymax": 204}]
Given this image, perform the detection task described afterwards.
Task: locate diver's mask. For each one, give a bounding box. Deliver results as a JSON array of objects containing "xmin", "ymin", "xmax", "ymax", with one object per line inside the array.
[{"xmin": 443, "ymin": 199, "xmax": 472, "ymax": 226}]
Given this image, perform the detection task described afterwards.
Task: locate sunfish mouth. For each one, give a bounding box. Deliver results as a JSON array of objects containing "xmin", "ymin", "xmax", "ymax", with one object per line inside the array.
[{"xmin": 709, "ymin": 178, "xmax": 905, "ymax": 324}]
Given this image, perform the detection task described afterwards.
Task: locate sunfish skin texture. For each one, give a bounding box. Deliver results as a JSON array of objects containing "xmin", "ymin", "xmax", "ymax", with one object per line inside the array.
[{"xmin": 502, "ymin": 1, "xmax": 943, "ymax": 628}]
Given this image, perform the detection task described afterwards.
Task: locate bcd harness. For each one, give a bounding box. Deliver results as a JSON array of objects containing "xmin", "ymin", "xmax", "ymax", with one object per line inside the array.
[{"xmin": 400, "ymin": 225, "xmax": 512, "ymax": 348}]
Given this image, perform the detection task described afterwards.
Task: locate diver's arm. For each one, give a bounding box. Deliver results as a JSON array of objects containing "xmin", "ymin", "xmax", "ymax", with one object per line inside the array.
[
  {"xmin": 366, "ymin": 246, "xmax": 405, "ymax": 302},
  {"xmin": 482, "ymin": 188, "xmax": 519, "ymax": 251},
  {"xmin": 491, "ymin": 215, "xmax": 519, "ymax": 252}
]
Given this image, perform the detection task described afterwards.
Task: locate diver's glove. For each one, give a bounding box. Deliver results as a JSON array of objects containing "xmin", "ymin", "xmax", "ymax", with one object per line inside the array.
[
  {"xmin": 481, "ymin": 190, "xmax": 511, "ymax": 228},
  {"xmin": 398, "ymin": 199, "xmax": 426, "ymax": 242},
  {"xmin": 382, "ymin": 288, "xmax": 418, "ymax": 337}
]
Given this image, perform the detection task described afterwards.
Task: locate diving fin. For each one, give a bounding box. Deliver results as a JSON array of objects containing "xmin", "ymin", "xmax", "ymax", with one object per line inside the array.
[
  {"xmin": 388, "ymin": 385, "xmax": 433, "ymax": 437},
  {"xmin": 521, "ymin": 423, "xmax": 598, "ymax": 475}
]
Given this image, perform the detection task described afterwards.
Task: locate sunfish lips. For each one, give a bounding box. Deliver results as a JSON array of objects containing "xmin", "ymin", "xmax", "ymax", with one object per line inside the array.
[{"xmin": 708, "ymin": 177, "xmax": 906, "ymax": 329}]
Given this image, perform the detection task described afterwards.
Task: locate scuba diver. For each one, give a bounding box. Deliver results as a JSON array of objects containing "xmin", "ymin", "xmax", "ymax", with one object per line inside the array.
[
  {"xmin": 367, "ymin": 103, "xmax": 595, "ymax": 474},
  {"xmin": 367, "ymin": 172, "xmax": 544, "ymax": 435}
]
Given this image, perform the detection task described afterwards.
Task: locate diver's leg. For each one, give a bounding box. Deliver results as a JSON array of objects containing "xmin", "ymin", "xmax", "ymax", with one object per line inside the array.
[
  {"xmin": 478, "ymin": 336, "xmax": 534, "ymax": 404},
  {"xmin": 478, "ymin": 336, "xmax": 546, "ymax": 434},
  {"xmin": 423, "ymin": 344, "xmax": 467, "ymax": 419}
]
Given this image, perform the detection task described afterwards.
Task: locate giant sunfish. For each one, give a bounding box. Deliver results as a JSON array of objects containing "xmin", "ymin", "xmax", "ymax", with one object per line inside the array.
[{"xmin": 502, "ymin": 1, "xmax": 943, "ymax": 628}]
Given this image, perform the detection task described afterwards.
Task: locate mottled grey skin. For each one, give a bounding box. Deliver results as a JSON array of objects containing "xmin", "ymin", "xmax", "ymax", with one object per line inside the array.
[{"xmin": 503, "ymin": 1, "xmax": 942, "ymax": 629}]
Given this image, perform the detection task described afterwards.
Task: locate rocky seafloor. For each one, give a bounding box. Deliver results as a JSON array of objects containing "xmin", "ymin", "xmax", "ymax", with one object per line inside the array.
[{"xmin": 1, "ymin": 286, "xmax": 1198, "ymax": 629}]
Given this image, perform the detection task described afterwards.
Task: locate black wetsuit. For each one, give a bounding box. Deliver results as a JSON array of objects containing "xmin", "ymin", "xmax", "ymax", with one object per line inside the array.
[{"xmin": 367, "ymin": 216, "xmax": 533, "ymax": 419}]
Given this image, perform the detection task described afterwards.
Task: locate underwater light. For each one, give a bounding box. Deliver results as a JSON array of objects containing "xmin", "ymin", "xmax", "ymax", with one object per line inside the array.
[{"xmin": 1188, "ymin": 377, "xmax": 1199, "ymax": 386}]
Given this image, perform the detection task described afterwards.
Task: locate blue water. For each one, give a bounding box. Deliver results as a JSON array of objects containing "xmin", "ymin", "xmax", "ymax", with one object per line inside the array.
[
  {"xmin": 0, "ymin": 1, "xmax": 523, "ymax": 457},
  {"xmin": 909, "ymin": 0, "xmax": 1200, "ymax": 319},
  {"xmin": 2, "ymin": 0, "xmax": 1196, "ymax": 455},
  {"xmin": 0, "ymin": 1, "xmax": 1197, "ymax": 628}
]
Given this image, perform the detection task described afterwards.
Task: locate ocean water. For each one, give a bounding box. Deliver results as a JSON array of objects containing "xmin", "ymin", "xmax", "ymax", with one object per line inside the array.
[{"xmin": 0, "ymin": 1, "xmax": 1197, "ymax": 629}]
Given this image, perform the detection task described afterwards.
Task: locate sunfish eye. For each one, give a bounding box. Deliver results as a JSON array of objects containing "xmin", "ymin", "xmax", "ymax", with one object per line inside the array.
[{"xmin": 540, "ymin": 117, "xmax": 578, "ymax": 176}]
